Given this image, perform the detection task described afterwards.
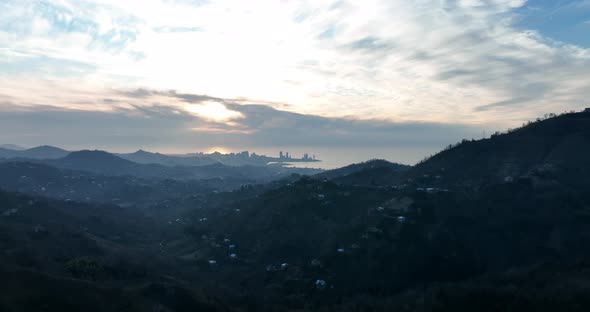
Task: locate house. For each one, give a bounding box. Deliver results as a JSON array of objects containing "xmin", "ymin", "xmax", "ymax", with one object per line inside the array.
[{"xmin": 315, "ymin": 279, "xmax": 327, "ymax": 290}]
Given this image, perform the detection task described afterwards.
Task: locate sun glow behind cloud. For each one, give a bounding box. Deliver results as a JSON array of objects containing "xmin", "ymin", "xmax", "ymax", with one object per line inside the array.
[{"xmin": 185, "ymin": 101, "xmax": 243, "ymax": 122}]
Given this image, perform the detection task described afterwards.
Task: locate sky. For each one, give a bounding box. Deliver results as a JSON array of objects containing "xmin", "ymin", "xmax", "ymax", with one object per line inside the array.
[{"xmin": 0, "ymin": 0, "xmax": 589, "ymax": 166}]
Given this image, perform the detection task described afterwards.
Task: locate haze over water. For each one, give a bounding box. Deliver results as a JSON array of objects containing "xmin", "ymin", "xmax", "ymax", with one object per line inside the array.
[{"xmin": 256, "ymin": 146, "xmax": 440, "ymax": 169}]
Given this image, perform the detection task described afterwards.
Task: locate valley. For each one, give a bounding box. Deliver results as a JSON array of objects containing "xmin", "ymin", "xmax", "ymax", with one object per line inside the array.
[{"xmin": 2, "ymin": 111, "xmax": 590, "ymax": 311}]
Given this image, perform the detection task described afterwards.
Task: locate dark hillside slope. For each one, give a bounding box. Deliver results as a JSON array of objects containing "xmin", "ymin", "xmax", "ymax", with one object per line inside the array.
[
  {"xmin": 39, "ymin": 150, "xmax": 321, "ymax": 181},
  {"xmin": 0, "ymin": 162, "xmax": 246, "ymax": 208},
  {"xmin": 170, "ymin": 112, "xmax": 590, "ymax": 309},
  {"xmin": 409, "ymin": 111, "xmax": 590, "ymax": 189},
  {"xmin": 0, "ymin": 190, "xmax": 236, "ymax": 312},
  {"xmin": 178, "ymin": 171, "xmax": 590, "ymax": 308}
]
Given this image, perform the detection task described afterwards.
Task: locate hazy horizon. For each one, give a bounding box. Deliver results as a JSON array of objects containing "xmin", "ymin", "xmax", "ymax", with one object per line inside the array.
[{"xmin": 1, "ymin": 141, "xmax": 447, "ymax": 168}]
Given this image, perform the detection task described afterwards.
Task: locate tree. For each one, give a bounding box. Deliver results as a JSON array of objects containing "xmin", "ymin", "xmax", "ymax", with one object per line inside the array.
[{"xmin": 65, "ymin": 257, "xmax": 105, "ymax": 280}]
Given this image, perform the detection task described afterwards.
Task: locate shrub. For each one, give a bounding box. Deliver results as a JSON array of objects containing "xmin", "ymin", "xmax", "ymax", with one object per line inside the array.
[{"xmin": 65, "ymin": 257, "xmax": 105, "ymax": 280}]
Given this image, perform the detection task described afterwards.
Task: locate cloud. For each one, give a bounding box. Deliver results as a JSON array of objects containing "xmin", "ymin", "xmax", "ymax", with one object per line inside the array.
[
  {"xmin": 474, "ymin": 97, "xmax": 533, "ymax": 112},
  {"xmin": 0, "ymin": 90, "xmax": 482, "ymax": 164},
  {"xmin": 347, "ymin": 36, "xmax": 396, "ymax": 52},
  {"xmin": 120, "ymin": 89, "xmax": 224, "ymax": 103},
  {"xmin": 0, "ymin": 0, "xmax": 589, "ymax": 134},
  {"xmin": 223, "ymin": 103, "xmax": 479, "ymax": 148},
  {"xmin": 152, "ymin": 26, "xmax": 202, "ymax": 33}
]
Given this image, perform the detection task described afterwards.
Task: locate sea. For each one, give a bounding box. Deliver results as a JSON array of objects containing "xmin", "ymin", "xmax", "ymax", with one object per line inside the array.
[{"xmin": 257, "ymin": 146, "xmax": 440, "ymax": 170}]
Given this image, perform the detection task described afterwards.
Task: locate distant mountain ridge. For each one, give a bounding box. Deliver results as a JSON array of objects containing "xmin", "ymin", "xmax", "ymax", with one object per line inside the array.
[
  {"xmin": 0, "ymin": 145, "xmax": 319, "ymax": 168},
  {"xmin": 0, "ymin": 149, "xmax": 323, "ymax": 181},
  {"xmin": 0, "ymin": 145, "xmax": 69, "ymax": 159},
  {"xmin": 117, "ymin": 149, "xmax": 218, "ymax": 167},
  {"xmin": 0, "ymin": 144, "xmax": 26, "ymax": 150}
]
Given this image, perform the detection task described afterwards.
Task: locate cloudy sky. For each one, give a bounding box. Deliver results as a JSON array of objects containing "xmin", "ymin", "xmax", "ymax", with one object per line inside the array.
[{"xmin": 1, "ymin": 0, "xmax": 589, "ymax": 165}]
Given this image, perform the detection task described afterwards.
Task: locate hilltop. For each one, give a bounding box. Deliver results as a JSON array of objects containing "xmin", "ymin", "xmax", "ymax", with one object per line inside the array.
[
  {"xmin": 407, "ymin": 110, "xmax": 590, "ymax": 189},
  {"xmin": 0, "ymin": 145, "xmax": 69, "ymax": 160},
  {"xmin": 314, "ymin": 159, "xmax": 410, "ymax": 186}
]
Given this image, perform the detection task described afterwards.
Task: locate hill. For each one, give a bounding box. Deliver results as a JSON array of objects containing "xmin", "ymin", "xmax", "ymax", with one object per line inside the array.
[
  {"xmin": 0, "ymin": 190, "xmax": 236, "ymax": 312},
  {"xmin": 118, "ymin": 149, "xmax": 218, "ymax": 167},
  {"xmin": 0, "ymin": 161, "xmax": 250, "ymax": 213},
  {"xmin": 0, "ymin": 144, "xmax": 26, "ymax": 150},
  {"xmin": 48, "ymin": 150, "xmax": 162, "ymax": 177},
  {"xmin": 315, "ymin": 111, "xmax": 590, "ymax": 191},
  {"xmin": 407, "ymin": 111, "xmax": 590, "ymax": 190},
  {"xmin": 315, "ymin": 159, "xmax": 411, "ymax": 186},
  {"xmin": 0, "ymin": 145, "xmax": 69, "ymax": 160}
]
